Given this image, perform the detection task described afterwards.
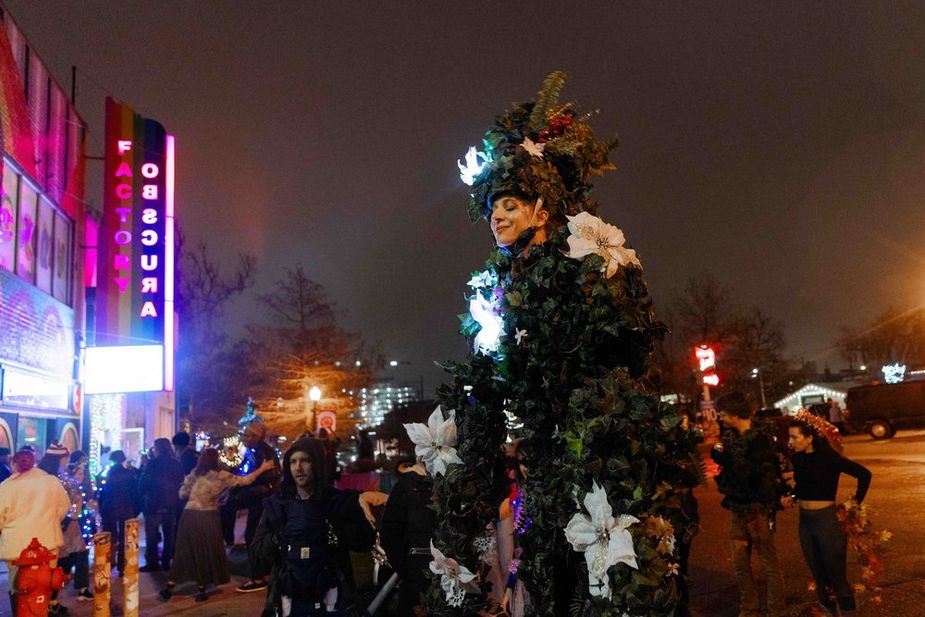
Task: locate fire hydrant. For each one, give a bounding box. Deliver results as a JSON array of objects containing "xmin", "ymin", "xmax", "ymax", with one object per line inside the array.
[{"xmin": 11, "ymin": 537, "xmax": 67, "ymax": 617}]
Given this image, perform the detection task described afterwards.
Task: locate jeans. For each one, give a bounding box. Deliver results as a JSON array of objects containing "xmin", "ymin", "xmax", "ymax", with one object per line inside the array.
[
  {"xmin": 799, "ymin": 506, "xmax": 855, "ymax": 613},
  {"xmin": 145, "ymin": 507, "xmax": 178, "ymax": 567},
  {"xmin": 729, "ymin": 509, "xmax": 786, "ymax": 617},
  {"xmin": 59, "ymin": 549, "xmax": 90, "ymax": 590}
]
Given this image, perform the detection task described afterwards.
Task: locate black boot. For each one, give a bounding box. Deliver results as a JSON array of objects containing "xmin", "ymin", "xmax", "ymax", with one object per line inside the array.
[{"xmin": 10, "ymin": 592, "xmax": 16, "ymax": 617}]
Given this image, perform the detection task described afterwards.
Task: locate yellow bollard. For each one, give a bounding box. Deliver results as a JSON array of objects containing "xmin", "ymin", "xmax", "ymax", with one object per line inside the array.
[
  {"xmin": 92, "ymin": 531, "xmax": 111, "ymax": 617},
  {"xmin": 123, "ymin": 519, "xmax": 140, "ymax": 617}
]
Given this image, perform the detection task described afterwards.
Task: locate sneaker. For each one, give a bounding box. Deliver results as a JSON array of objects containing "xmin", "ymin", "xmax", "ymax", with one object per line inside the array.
[
  {"xmin": 48, "ymin": 604, "xmax": 69, "ymax": 616},
  {"xmin": 138, "ymin": 563, "xmax": 161, "ymax": 572},
  {"xmin": 235, "ymin": 579, "xmax": 268, "ymax": 593},
  {"xmin": 158, "ymin": 587, "xmax": 173, "ymax": 601},
  {"xmin": 77, "ymin": 588, "xmax": 94, "ymax": 601},
  {"xmin": 195, "ymin": 587, "xmax": 208, "ymax": 602}
]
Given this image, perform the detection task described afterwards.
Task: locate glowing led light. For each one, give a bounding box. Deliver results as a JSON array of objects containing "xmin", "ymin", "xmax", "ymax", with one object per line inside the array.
[
  {"xmin": 458, "ymin": 146, "xmax": 489, "ymax": 186},
  {"xmin": 882, "ymin": 363, "xmax": 906, "ymax": 384}
]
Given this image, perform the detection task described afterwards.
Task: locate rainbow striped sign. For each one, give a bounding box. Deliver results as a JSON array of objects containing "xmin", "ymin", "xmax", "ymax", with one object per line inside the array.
[{"xmin": 94, "ymin": 98, "xmax": 175, "ymax": 391}]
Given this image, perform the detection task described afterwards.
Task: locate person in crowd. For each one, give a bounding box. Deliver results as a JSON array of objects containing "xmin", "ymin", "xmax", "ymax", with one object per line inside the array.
[
  {"xmin": 488, "ymin": 439, "xmax": 531, "ymax": 617},
  {"xmin": 158, "ymin": 448, "xmax": 275, "ymax": 603},
  {"xmin": 0, "ymin": 447, "xmax": 12, "ymax": 483},
  {"xmin": 58, "ymin": 463, "xmax": 94, "ymax": 601},
  {"xmin": 787, "ymin": 412, "xmax": 872, "ymax": 616},
  {"xmin": 140, "ymin": 438, "xmax": 185, "ymax": 571},
  {"xmin": 826, "ymin": 398, "xmax": 847, "ymax": 435},
  {"xmin": 711, "ymin": 391, "xmax": 787, "ymax": 617},
  {"xmin": 38, "ymin": 442, "xmax": 71, "ymax": 477},
  {"xmin": 0, "ymin": 449, "xmax": 71, "ymax": 615},
  {"xmin": 67, "ymin": 451, "xmax": 98, "ymax": 542},
  {"xmin": 234, "ymin": 420, "xmax": 282, "ymax": 593},
  {"xmin": 253, "ymin": 437, "xmax": 378, "ymax": 617},
  {"xmin": 98, "ymin": 450, "xmax": 141, "ymax": 576},
  {"xmin": 173, "ymin": 431, "xmax": 199, "ymax": 476},
  {"xmin": 379, "ymin": 455, "xmax": 435, "ymax": 615}
]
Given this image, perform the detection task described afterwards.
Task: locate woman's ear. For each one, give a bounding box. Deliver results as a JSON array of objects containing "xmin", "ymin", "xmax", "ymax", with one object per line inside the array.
[{"xmin": 533, "ymin": 199, "xmax": 549, "ymax": 228}]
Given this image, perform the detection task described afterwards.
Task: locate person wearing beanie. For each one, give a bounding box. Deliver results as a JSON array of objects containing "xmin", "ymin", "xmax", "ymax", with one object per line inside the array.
[
  {"xmin": 0, "ymin": 448, "xmax": 71, "ymax": 615},
  {"xmin": 711, "ymin": 391, "xmax": 787, "ymax": 617},
  {"xmin": 99, "ymin": 450, "xmax": 141, "ymax": 576}
]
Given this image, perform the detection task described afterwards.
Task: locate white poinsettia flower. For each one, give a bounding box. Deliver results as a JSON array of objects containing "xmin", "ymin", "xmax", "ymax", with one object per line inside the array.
[
  {"xmin": 564, "ymin": 481, "xmax": 639, "ymax": 600},
  {"xmin": 403, "ymin": 406, "xmax": 463, "ymax": 476},
  {"xmin": 467, "ymin": 269, "xmax": 496, "ymax": 290},
  {"xmin": 520, "ymin": 137, "xmax": 545, "ymax": 158},
  {"xmin": 469, "ymin": 292, "xmax": 504, "ymax": 355},
  {"xmin": 565, "ymin": 211, "xmax": 642, "ymax": 277},
  {"xmin": 429, "ymin": 540, "xmax": 478, "ymax": 607},
  {"xmin": 458, "ymin": 146, "xmax": 489, "ymax": 186}
]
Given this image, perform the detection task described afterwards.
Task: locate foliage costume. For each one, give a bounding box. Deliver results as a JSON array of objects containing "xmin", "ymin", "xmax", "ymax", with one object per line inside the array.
[{"xmin": 427, "ymin": 72, "xmax": 703, "ymax": 616}]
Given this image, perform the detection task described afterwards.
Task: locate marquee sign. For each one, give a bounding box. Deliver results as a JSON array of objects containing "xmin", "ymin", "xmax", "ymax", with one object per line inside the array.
[{"xmin": 92, "ymin": 98, "xmax": 175, "ymax": 392}]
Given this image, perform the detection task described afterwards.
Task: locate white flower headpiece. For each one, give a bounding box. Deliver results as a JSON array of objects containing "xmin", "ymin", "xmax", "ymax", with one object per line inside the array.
[
  {"xmin": 403, "ymin": 406, "xmax": 464, "ymax": 476},
  {"xmin": 564, "ymin": 481, "xmax": 639, "ymax": 600}
]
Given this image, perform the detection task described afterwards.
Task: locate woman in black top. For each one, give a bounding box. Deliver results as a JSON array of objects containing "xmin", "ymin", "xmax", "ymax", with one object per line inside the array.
[{"xmin": 788, "ymin": 416, "xmax": 872, "ymax": 616}]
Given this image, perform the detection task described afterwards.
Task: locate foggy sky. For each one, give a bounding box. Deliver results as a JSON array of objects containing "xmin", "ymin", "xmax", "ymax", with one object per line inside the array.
[{"xmin": 7, "ymin": 1, "xmax": 925, "ymax": 393}]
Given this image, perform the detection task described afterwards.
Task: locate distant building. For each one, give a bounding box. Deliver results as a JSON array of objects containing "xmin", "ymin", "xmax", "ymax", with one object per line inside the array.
[{"xmin": 352, "ymin": 379, "xmax": 419, "ymax": 428}]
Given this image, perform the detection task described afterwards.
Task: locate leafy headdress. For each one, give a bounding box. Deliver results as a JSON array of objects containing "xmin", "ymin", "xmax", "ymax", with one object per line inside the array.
[{"xmin": 458, "ymin": 71, "xmax": 617, "ymax": 227}]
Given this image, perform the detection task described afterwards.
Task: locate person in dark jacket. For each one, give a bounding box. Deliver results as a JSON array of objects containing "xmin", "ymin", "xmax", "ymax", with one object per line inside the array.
[
  {"xmin": 140, "ymin": 438, "xmax": 185, "ymax": 571},
  {"xmin": 253, "ymin": 437, "xmax": 377, "ymax": 617},
  {"xmin": 98, "ymin": 450, "xmax": 141, "ymax": 576},
  {"xmin": 379, "ymin": 458, "xmax": 435, "ymax": 615},
  {"xmin": 0, "ymin": 448, "xmax": 12, "ymax": 483},
  {"xmin": 711, "ymin": 391, "xmax": 787, "ymax": 617},
  {"xmin": 233, "ymin": 420, "xmax": 283, "ymax": 593},
  {"xmin": 172, "ymin": 432, "xmax": 199, "ymax": 476}
]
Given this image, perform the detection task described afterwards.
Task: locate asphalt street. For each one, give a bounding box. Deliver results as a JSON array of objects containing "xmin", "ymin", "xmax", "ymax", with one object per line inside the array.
[{"xmin": 1, "ymin": 431, "xmax": 922, "ymax": 616}]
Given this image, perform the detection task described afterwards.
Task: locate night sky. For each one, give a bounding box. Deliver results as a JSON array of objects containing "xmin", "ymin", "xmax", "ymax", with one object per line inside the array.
[{"xmin": 7, "ymin": 1, "xmax": 925, "ymax": 394}]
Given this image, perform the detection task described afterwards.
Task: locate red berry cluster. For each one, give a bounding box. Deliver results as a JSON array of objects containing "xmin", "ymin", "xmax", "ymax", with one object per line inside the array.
[{"xmin": 535, "ymin": 113, "xmax": 574, "ymax": 142}]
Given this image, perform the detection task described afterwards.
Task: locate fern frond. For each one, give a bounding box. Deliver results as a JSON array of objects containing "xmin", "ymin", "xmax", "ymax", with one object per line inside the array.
[{"xmin": 529, "ymin": 70, "xmax": 568, "ymax": 131}]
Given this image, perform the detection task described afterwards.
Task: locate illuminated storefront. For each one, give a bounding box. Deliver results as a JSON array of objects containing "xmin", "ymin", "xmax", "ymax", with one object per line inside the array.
[{"xmin": 0, "ymin": 8, "xmax": 88, "ymax": 455}]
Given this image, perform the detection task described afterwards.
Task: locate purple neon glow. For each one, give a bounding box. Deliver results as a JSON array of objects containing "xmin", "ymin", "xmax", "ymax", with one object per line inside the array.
[{"xmin": 164, "ymin": 134, "xmax": 176, "ymax": 391}]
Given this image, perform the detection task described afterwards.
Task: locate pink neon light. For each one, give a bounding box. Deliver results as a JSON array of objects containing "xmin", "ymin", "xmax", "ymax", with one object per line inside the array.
[{"xmin": 164, "ymin": 135, "xmax": 176, "ymax": 391}]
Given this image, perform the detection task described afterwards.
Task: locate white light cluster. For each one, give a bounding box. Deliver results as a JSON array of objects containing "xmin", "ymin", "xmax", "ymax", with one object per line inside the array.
[
  {"xmin": 88, "ymin": 393, "xmax": 124, "ymax": 477},
  {"xmin": 772, "ymin": 384, "xmax": 847, "ymax": 412},
  {"xmin": 357, "ymin": 383, "xmax": 419, "ymax": 428}
]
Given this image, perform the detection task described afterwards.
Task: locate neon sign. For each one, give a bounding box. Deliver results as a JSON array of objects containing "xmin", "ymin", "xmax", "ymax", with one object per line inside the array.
[
  {"xmin": 94, "ymin": 97, "xmax": 175, "ymax": 392},
  {"xmin": 694, "ymin": 345, "xmax": 716, "ymax": 372}
]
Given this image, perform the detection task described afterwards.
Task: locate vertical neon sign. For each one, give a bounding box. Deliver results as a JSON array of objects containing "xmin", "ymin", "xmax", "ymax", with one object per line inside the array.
[{"xmin": 164, "ymin": 135, "xmax": 175, "ymax": 391}]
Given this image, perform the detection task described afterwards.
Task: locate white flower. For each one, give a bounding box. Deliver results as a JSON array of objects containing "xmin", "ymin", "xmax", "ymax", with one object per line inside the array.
[
  {"xmin": 429, "ymin": 540, "xmax": 478, "ymax": 607},
  {"xmin": 467, "ymin": 269, "xmax": 496, "ymax": 290},
  {"xmin": 515, "ymin": 329, "xmax": 528, "ymax": 345},
  {"xmin": 458, "ymin": 146, "xmax": 489, "ymax": 186},
  {"xmin": 403, "ymin": 406, "xmax": 463, "ymax": 476},
  {"xmin": 564, "ymin": 481, "xmax": 639, "ymax": 600},
  {"xmin": 469, "ymin": 292, "xmax": 504, "ymax": 355},
  {"xmin": 520, "ymin": 137, "xmax": 545, "ymax": 158},
  {"xmin": 565, "ymin": 211, "xmax": 641, "ymax": 277}
]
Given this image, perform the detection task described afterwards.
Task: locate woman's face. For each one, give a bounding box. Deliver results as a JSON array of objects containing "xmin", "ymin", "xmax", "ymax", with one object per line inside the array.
[
  {"xmin": 289, "ymin": 451, "xmax": 314, "ymax": 491},
  {"xmin": 788, "ymin": 427, "xmax": 813, "ymax": 453},
  {"xmin": 490, "ymin": 195, "xmax": 548, "ymax": 247}
]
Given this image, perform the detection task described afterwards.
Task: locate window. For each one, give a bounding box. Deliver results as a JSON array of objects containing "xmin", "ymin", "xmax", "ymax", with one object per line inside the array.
[
  {"xmin": 0, "ymin": 165, "xmax": 16, "ymax": 271},
  {"xmin": 16, "ymin": 178, "xmax": 37, "ymax": 283},
  {"xmin": 52, "ymin": 213, "xmax": 71, "ymax": 303},
  {"xmin": 36, "ymin": 196, "xmax": 53, "ymax": 293}
]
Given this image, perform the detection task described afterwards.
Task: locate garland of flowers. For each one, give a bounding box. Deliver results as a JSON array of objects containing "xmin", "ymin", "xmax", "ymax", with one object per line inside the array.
[
  {"xmin": 429, "ymin": 72, "xmax": 703, "ymax": 617},
  {"xmin": 835, "ymin": 498, "xmax": 890, "ymax": 606}
]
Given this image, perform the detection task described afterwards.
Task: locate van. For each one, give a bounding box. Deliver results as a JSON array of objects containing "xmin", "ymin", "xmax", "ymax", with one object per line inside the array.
[{"xmin": 845, "ymin": 380, "xmax": 925, "ymax": 439}]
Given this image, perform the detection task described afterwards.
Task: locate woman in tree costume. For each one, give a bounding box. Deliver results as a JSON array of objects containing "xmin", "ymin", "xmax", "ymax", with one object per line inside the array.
[{"xmin": 426, "ymin": 72, "xmax": 704, "ymax": 617}]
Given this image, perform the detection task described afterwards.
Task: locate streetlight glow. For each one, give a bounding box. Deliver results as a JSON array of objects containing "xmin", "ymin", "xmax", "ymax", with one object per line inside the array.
[
  {"xmin": 309, "ymin": 386, "xmax": 322, "ymax": 401},
  {"xmin": 389, "ymin": 360, "xmax": 398, "ymax": 367}
]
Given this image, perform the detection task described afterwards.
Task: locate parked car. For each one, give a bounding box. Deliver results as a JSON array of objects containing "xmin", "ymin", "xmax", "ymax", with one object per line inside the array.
[{"xmin": 845, "ymin": 380, "xmax": 925, "ymax": 439}]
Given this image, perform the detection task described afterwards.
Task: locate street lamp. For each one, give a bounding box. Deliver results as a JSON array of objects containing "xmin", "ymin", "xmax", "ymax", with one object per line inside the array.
[
  {"xmin": 306, "ymin": 386, "xmax": 322, "ymax": 432},
  {"xmin": 751, "ymin": 367, "xmax": 767, "ymax": 409}
]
